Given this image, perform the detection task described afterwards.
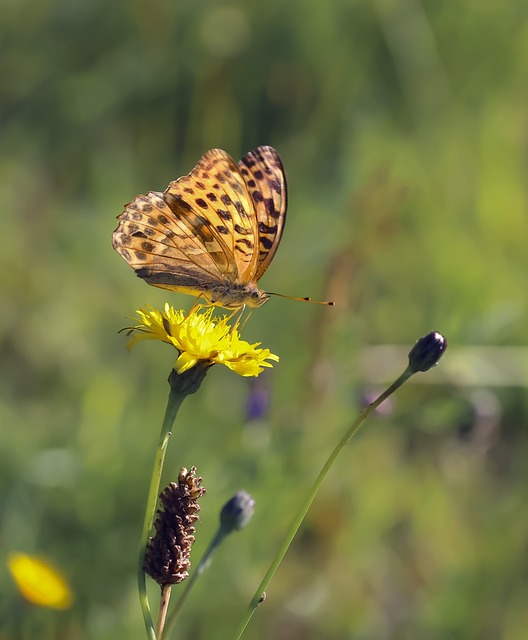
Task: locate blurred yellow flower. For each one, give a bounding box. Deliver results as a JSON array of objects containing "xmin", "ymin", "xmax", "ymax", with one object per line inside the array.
[
  {"xmin": 125, "ymin": 304, "xmax": 279, "ymax": 377},
  {"xmin": 7, "ymin": 552, "xmax": 74, "ymax": 610}
]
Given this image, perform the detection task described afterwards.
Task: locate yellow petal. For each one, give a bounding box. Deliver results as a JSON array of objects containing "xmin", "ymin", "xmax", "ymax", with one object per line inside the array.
[{"xmin": 174, "ymin": 351, "xmax": 199, "ymax": 374}]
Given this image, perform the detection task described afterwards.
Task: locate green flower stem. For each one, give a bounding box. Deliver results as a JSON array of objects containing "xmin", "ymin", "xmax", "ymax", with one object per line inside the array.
[
  {"xmin": 162, "ymin": 528, "xmax": 227, "ymax": 639},
  {"xmin": 233, "ymin": 366, "xmax": 415, "ymax": 640},
  {"xmin": 138, "ymin": 385, "xmax": 186, "ymax": 640}
]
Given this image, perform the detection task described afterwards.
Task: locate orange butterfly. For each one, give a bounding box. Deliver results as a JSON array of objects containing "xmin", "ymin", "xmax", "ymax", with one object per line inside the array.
[{"xmin": 113, "ymin": 146, "xmax": 288, "ymax": 310}]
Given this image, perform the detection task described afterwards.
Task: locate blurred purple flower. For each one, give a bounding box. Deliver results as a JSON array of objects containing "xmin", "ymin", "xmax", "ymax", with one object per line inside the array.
[{"xmin": 246, "ymin": 376, "xmax": 270, "ymax": 421}]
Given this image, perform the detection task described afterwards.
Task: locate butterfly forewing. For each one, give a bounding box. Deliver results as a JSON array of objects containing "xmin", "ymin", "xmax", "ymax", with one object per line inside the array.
[{"xmin": 238, "ymin": 146, "xmax": 287, "ymax": 280}]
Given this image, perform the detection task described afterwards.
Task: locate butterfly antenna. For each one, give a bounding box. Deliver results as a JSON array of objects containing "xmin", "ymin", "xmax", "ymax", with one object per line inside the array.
[{"xmin": 267, "ymin": 292, "xmax": 335, "ymax": 306}]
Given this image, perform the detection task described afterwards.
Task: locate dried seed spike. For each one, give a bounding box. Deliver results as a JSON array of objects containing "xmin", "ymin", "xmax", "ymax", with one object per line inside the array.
[{"xmin": 143, "ymin": 467, "xmax": 206, "ymax": 587}]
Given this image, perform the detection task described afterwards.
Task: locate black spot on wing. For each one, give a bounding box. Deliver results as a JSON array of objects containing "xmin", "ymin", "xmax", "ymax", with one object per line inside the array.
[
  {"xmin": 165, "ymin": 193, "xmax": 193, "ymax": 213},
  {"xmin": 265, "ymin": 198, "xmax": 280, "ymax": 218},
  {"xmin": 259, "ymin": 222, "xmax": 277, "ymax": 234},
  {"xmin": 237, "ymin": 238, "xmax": 253, "ymax": 248},
  {"xmin": 234, "ymin": 201, "xmax": 246, "ymax": 216},
  {"xmin": 269, "ymin": 179, "xmax": 282, "ymax": 195},
  {"xmin": 234, "ymin": 223, "xmax": 251, "ymax": 235}
]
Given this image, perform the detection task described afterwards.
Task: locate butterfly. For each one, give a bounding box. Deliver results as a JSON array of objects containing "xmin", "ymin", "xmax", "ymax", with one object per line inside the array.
[{"xmin": 112, "ymin": 146, "xmax": 288, "ymax": 310}]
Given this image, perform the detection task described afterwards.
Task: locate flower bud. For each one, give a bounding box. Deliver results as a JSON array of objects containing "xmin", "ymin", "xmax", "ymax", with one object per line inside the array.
[
  {"xmin": 408, "ymin": 331, "xmax": 447, "ymax": 373},
  {"xmin": 220, "ymin": 491, "xmax": 255, "ymax": 533}
]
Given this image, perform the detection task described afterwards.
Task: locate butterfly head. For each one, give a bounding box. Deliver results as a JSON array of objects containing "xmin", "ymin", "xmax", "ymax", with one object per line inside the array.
[
  {"xmin": 222, "ymin": 282, "xmax": 269, "ymax": 308},
  {"xmin": 246, "ymin": 286, "xmax": 270, "ymax": 308}
]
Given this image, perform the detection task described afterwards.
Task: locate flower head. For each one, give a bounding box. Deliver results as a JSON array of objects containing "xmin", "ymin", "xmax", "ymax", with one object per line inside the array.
[
  {"xmin": 125, "ymin": 304, "xmax": 279, "ymax": 377},
  {"xmin": 7, "ymin": 552, "xmax": 74, "ymax": 609}
]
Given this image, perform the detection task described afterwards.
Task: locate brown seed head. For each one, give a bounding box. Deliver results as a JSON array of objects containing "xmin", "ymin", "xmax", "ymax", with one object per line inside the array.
[{"xmin": 143, "ymin": 466, "xmax": 206, "ymax": 587}]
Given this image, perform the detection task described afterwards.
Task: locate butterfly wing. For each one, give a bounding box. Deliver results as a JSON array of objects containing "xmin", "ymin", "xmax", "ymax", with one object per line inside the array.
[
  {"xmin": 238, "ymin": 146, "xmax": 287, "ymax": 280},
  {"xmin": 165, "ymin": 149, "xmax": 260, "ymax": 285},
  {"xmin": 112, "ymin": 148, "xmax": 261, "ymax": 299}
]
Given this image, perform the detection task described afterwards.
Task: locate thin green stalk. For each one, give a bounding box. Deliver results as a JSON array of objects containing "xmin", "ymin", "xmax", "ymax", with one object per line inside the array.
[
  {"xmin": 138, "ymin": 385, "xmax": 186, "ymax": 640},
  {"xmin": 156, "ymin": 585, "xmax": 172, "ymax": 639},
  {"xmin": 233, "ymin": 367, "xmax": 414, "ymax": 640},
  {"xmin": 162, "ymin": 528, "xmax": 226, "ymax": 639}
]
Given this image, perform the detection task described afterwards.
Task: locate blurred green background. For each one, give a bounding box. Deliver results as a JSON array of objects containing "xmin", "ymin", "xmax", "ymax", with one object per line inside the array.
[{"xmin": 2, "ymin": 0, "xmax": 528, "ymax": 638}]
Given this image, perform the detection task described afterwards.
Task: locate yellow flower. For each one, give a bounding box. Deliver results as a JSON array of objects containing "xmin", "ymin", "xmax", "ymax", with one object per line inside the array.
[
  {"xmin": 125, "ymin": 304, "xmax": 279, "ymax": 377},
  {"xmin": 7, "ymin": 552, "xmax": 74, "ymax": 610}
]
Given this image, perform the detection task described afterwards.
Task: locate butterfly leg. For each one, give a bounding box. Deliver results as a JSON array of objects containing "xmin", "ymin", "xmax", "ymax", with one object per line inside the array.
[
  {"xmin": 186, "ymin": 295, "xmax": 205, "ymax": 317},
  {"xmin": 238, "ymin": 307, "xmax": 254, "ymax": 331},
  {"xmin": 225, "ymin": 305, "xmax": 246, "ymax": 331},
  {"xmin": 228, "ymin": 305, "xmax": 255, "ymax": 332}
]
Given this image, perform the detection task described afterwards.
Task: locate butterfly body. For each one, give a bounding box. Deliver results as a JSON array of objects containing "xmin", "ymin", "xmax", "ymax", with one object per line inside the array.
[
  {"xmin": 134, "ymin": 266, "xmax": 270, "ymax": 309},
  {"xmin": 112, "ymin": 146, "xmax": 287, "ymax": 310}
]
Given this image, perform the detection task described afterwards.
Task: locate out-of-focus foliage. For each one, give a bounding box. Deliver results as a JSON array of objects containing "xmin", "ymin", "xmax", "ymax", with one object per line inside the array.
[{"xmin": 2, "ymin": 0, "xmax": 528, "ymax": 638}]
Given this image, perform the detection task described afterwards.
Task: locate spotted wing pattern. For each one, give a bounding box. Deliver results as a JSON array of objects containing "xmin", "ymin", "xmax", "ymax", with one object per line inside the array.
[
  {"xmin": 238, "ymin": 146, "xmax": 287, "ymax": 280},
  {"xmin": 165, "ymin": 149, "xmax": 259, "ymax": 284},
  {"xmin": 112, "ymin": 146, "xmax": 287, "ymax": 306}
]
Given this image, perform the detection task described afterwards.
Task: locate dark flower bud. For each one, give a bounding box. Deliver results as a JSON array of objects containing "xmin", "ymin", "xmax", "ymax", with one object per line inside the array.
[
  {"xmin": 408, "ymin": 331, "xmax": 447, "ymax": 373},
  {"xmin": 220, "ymin": 491, "xmax": 255, "ymax": 533}
]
